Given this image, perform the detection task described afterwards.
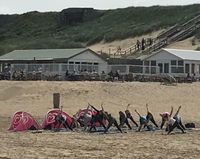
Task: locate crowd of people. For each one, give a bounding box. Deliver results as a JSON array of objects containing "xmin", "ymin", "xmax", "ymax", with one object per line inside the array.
[{"xmin": 47, "ymin": 104, "xmax": 188, "ymax": 135}]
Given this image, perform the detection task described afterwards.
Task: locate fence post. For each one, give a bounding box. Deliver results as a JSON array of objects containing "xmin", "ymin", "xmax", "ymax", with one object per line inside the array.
[{"xmin": 53, "ymin": 93, "xmax": 60, "ymax": 109}]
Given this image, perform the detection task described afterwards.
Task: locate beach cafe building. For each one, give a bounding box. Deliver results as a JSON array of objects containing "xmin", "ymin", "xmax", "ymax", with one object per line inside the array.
[
  {"xmin": 0, "ymin": 48, "xmax": 108, "ymax": 79},
  {"xmin": 140, "ymin": 48, "xmax": 200, "ymax": 77}
]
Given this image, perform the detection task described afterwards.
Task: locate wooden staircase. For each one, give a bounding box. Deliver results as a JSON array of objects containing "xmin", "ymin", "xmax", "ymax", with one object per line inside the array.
[{"xmin": 117, "ymin": 14, "xmax": 200, "ymax": 58}]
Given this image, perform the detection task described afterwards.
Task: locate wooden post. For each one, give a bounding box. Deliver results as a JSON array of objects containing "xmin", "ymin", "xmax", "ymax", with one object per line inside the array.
[{"xmin": 53, "ymin": 93, "xmax": 60, "ymax": 109}]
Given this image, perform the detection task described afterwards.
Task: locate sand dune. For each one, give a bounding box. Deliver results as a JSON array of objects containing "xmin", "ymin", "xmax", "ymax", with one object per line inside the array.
[{"xmin": 0, "ymin": 81, "xmax": 200, "ymax": 158}]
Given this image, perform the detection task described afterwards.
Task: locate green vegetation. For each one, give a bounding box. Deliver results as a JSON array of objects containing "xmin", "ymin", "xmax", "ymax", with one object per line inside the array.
[{"xmin": 0, "ymin": 4, "xmax": 200, "ymax": 55}]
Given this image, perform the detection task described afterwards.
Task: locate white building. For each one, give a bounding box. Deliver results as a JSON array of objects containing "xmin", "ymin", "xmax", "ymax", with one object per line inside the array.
[
  {"xmin": 141, "ymin": 48, "xmax": 200, "ymax": 77},
  {"xmin": 0, "ymin": 48, "xmax": 108, "ymax": 79}
]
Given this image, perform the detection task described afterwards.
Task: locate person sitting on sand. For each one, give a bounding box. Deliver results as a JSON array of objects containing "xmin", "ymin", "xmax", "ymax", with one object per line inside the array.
[{"xmin": 104, "ymin": 111, "xmax": 122, "ymax": 133}]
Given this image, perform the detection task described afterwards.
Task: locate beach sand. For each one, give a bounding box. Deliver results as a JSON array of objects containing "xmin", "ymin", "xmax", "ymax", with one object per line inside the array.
[{"xmin": 0, "ymin": 81, "xmax": 200, "ymax": 158}]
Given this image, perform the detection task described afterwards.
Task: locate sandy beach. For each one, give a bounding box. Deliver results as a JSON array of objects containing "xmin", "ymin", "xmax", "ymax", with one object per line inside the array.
[{"xmin": 0, "ymin": 81, "xmax": 200, "ymax": 158}]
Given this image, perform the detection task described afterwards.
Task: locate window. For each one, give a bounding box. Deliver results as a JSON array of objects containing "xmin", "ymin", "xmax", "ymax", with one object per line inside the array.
[
  {"xmin": 144, "ymin": 61, "xmax": 149, "ymax": 66},
  {"xmin": 151, "ymin": 61, "xmax": 156, "ymax": 66},
  {"xmin": 110, "ymin": 66, "xmax": 126, "ymax": 73},
  {"xmin": 192, "ymin": 64, "xmax": 195, "ymax": 74},
  {"xmin": 129, "ymin": 66, "xmax": 143, "ymax": 73},
  {"xmin": 178, "ymin": 60, "xmax": 184, "ymax": 66},
  {"xmin": 171, "ymin": 60, "xmax": 176, "ymax": 65},
  {"xmin": 171, "ymin": 67, "xmax": 177, "ymax": 73}
]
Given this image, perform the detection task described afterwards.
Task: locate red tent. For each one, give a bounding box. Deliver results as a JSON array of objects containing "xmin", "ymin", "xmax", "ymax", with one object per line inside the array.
[
  {"xmin": 9, "ymin": 111, "xmax": 41, "ymax": 131},
  {"xmin": 42, "ymin": 109, "xmax": 73, "ymax": 129},
  {"xmin": 75, "ymin": 108, "xmax": 105, "ymax": 127}
]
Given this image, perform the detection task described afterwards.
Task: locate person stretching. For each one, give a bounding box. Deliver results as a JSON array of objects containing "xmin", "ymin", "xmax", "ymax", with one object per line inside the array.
[
  {"xmin": 125, "ymin": 104, "xmax": 138, "ymax": 127},
  {"xmin": 89, "ymin": 104, "xmax": 106, "ymax": 132},
  {"xmin": 119, "ymin": 111, "xmax": 132, "ymax": 129},
  {"xmin": 166, "ymin": 106, "xmax": 185, "ymax": 135},
  {"xmin": 104, "ymin": 111, "xmax": 122, "ymax": 133}
]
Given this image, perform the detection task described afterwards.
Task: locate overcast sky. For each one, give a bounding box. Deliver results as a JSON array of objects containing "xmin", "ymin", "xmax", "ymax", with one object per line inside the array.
[{"xmin": 0, "ymin": 0, "xmax": 199, "ymax": 14}]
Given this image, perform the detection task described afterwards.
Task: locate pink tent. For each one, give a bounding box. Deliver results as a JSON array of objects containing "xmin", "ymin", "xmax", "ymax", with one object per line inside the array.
[
  {"xmin": 9, "ymin": 111, "xmax": 41, "ymax": 131},
  {"xmin": 42, "ymin": 109, "xmax": 73, "ymax": 129},
  {"xmin": 75, "ymin": 108, "xmax": 106, "ymax": 126}
]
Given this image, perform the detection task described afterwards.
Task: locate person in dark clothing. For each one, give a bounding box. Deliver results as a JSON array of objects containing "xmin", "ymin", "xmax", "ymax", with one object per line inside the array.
[
  {"xmin": 114, "ymin": 71, "xmax": 120, "ymax": 80},
  {"xmin": 108, "ymin": 71, "xmax": 114, "ymax": 81},
  {"xmin": 136, "ymin": 40, "xmax": 140, "ymax": 50},
  {"xmin": 173, "ymin": 106, "xmax": 185, "ymax": 130},
  {"xmin": 55, "ymin": 112, "xmax": 73, "ymax": 131},
  {"xmin": 89, "ymin": 104, "xmax": 106, "ymax": 132},
  {"xmin": 119, "ymin": 111, "xmax": 132, "ymax": 129},
  {"xmin": 104, "ymin": 112, "xmax": 122, "ymax": 133},
  {"xmin": 125, "ymin": 108, "xmax": 138, "ymax": 127},
  {"xmin": 141, "ymin": 38, "xmax": 146, "ymax": 50}
]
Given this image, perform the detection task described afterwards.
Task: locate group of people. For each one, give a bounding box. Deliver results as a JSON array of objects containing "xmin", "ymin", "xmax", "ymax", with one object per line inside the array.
[
  {"xmin": 53, "ymin": 104, "xmax": 186, "ymax": 135},
  {"xmin": 136, "ymin": 37, "xmax": 153, "ymax": 51}
]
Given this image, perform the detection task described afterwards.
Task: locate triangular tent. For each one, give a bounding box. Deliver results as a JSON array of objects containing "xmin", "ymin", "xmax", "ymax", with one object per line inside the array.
[
  {"xmin": 75, "ymin": 108, "xmax": 105, "ymax": 127},
  {"xmin": 9, "ymin": 111, "xmax": 41, "ymax": 131},
  {"xmin": 42, "ymin": 109, "xmax": 73, "ymax": 129}
]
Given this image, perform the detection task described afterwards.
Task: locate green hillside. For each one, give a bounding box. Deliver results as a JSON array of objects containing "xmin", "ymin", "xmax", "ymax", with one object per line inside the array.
[{"xmin": 0, "ymin": 4, "xmax": 200, "ymax": 55}]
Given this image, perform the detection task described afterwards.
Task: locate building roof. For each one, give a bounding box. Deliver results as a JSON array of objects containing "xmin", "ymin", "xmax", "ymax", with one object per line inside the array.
[
  {"xmin": 163, "ymin": 48, "xmax": 200, "ymax": 60},
  {"xmin": 0, "ymin": 48, "xmax": 88, "ymax": 61},
  {"xmin": 141, "ymin": 48, "xmax": 200, "ymax": 61}
]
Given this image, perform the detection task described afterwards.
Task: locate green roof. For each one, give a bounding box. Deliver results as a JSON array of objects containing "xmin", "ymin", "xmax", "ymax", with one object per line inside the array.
[{"xmin": 0, "ymin": 48, "xmax": 88, "ymax": 60}]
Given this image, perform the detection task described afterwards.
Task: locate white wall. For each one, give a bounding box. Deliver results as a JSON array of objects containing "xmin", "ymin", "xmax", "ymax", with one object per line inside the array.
[
  {"xmin": 68, "ymin": 50, "xmax": 108, "ymax": 74},
  {"xmin": 146, "ymin": 50, "xmax": 181, "ymax": 61},
  {"xmin": 145, "ymin": 50, "xmax": 200, "ymax": 76}
]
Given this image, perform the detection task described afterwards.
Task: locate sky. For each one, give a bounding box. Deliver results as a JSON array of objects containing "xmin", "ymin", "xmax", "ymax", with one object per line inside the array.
[{"xmin": 0, "ymin": 0, "xmax": 200, "ymax": 14}]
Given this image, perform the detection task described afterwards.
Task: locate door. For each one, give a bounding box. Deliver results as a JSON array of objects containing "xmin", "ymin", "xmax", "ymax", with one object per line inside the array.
[
  {"xmin": 164, "ymin": 63, "xmax": 169, "ymax": 73},
  {"xmin": 158, "ymin": 63, "xmax": 163, "ymax": 73},
  {"xmin": 185, "ymin": 64, "xmax": 190, "ymax": 73}
]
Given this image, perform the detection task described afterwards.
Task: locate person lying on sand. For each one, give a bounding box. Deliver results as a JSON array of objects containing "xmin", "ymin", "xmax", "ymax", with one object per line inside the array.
[
  {"xmin": 89, "ymin": 104, "xmax": 106, "ymax": 132},
  {"xmin": 125, "ymin": 104, "xmax": 138, "ymax": 127},
  {"xmin": 166, "ymin": 106, "xmax": 185, "ymax": 135},
  {"xmin": 104, "ymin": 111, "xmax": 122, "ymax": 133}
]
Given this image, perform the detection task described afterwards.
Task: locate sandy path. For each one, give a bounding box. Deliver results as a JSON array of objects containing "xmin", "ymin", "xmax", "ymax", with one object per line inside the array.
[{"xmin": 0, "ymin": 81, "xmax": 200, "ymax": 158}]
